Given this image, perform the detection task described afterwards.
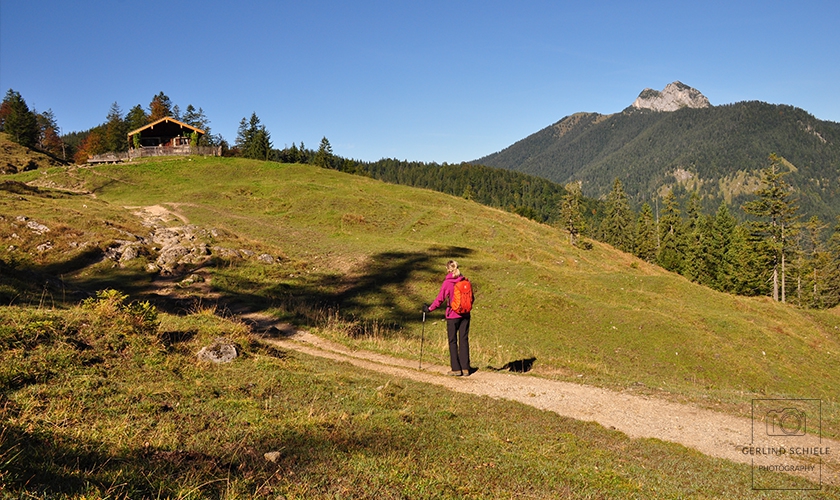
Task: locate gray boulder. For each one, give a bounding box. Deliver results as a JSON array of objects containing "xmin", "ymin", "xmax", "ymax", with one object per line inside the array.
[{"xmin": 197, "ymin": 339, "xmax": 239, "ymax": 363}]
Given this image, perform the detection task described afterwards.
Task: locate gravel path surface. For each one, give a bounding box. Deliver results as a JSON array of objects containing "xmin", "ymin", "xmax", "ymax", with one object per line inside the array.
[{"xmin": 261, "ymin": 329, "xmax": 839, "ymax": 487}]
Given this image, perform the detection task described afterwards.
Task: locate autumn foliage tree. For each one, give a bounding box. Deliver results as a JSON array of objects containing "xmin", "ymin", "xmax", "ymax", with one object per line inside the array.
[
  {"xmin": 148, "ymin": 92, "xmax": 173, "ymax": 122},
  {"xmin": 74, "ymin": 128, "xmax": 105, "ymax": 163},
  {"xmin": 35, "ymin": 109, "xmax": 64, "ymax": 158}
]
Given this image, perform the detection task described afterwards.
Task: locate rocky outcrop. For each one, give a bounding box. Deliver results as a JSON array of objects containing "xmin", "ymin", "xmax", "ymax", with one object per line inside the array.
[{"xmin": 631, "ymin": 81, "xmax": 710, "ymax": 112}]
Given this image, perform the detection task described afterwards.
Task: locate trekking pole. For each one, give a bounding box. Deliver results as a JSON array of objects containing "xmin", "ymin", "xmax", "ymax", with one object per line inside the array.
[{"xmin": 419, "ymin": 311, "xmax": 426, "ymax": 369}]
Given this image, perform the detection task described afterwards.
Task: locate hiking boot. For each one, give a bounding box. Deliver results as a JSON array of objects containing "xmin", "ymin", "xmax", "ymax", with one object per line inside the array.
[{"xmin": 447, "ymin": 370, "xmax": 463, "ymax": 376}]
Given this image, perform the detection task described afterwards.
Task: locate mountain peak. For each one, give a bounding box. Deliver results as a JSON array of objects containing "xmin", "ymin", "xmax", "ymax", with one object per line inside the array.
[{"xmin": 631, "ymin": 81, "xmax": 710, "ymax": 112}]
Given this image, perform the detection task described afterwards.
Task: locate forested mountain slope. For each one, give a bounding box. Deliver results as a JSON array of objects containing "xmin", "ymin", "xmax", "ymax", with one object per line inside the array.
[{"xmin": 476, "ymin": 101, "xmax": 840, "ymax": 220}]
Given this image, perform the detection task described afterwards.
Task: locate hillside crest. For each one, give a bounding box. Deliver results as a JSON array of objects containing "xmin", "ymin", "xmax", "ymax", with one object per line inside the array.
[{"xmin": 631, "ymin": 81, "xmax": 710, "ymax": 111}]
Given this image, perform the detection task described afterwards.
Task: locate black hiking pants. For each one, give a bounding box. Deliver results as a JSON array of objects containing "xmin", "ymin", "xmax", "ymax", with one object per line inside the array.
[{"xmin": 446, "ymin": 315, "xmax": 471, "ymax": 373}]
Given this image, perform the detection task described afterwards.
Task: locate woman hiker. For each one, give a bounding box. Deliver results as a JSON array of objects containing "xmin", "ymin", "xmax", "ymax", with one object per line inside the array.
[{"xmin": 423, "ymin": 260, "xmax": 474, "ymax": 376}]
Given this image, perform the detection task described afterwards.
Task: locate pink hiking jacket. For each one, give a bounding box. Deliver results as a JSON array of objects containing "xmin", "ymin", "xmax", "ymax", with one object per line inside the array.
[{"xmin": 429, "ymin": 273, "xmax": 470, "ymax": 319}]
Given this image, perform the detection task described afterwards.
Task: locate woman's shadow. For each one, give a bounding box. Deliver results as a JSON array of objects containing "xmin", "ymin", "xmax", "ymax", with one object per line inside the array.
[{"xmin": 488, "ymin": 357, "xmax": 536, "ymax": 373}]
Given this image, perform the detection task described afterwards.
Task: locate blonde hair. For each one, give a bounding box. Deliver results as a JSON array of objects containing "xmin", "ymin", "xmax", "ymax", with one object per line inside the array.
[{"xmin": 447, "ymin": 260, "xmax": 461, "ymax": 277}]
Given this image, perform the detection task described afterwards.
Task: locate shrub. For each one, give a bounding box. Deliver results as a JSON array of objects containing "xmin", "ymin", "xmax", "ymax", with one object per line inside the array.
[{"xmin": 81, "ymin": 289, "xmax": 160, "ymax": 352}]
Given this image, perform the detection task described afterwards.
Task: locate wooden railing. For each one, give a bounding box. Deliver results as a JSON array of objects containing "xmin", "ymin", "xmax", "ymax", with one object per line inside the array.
[
  {"xmin": 87, "ymin": 145, "xmax": 222, "ymax": 164},
  {"xmin": 86, "ymin": 152, "xmax": 130, "ymax": 164},
  {"xmin": 129, "ymin": 145, "xmax": 221, "ymax": 158}
]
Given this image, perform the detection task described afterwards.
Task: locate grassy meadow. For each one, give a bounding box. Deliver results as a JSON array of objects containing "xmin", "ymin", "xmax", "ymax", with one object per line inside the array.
[{"xmin": 1, "ymin": 156, "xmax": 839, "ymax": 497}]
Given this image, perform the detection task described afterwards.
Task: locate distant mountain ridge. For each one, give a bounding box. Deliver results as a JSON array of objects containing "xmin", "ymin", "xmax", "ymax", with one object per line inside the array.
[{"xmin": 475, "ymin": 82, "xmax": 840, "ymax": 221}]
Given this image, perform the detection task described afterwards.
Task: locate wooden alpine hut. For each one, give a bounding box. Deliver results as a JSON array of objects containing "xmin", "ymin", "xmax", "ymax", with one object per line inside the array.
[{"xmin": 126, "ymin": 117, "xmax": 220, "ymax": 158}]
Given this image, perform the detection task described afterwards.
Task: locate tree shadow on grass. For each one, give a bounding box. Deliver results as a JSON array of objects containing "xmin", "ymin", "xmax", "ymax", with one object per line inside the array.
[
  {"xmin": 333, "ymin": 246, "xmax": 474, "ymax": 320},
  {"xmin": 17, "ymin": 244, "xmax": 474, "ymax": 337},
  {"xmin": 1, "ymin": 413, "xmax": 414, "ymax": 498},
  {"xmin": 219, "ymin": 245, "xmax": 475, "ymax": 337}
]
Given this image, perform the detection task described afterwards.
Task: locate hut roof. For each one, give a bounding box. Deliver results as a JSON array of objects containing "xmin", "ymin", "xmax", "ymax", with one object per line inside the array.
[{"xmin": 127, "ymin": 117, "xmax": 205, "ymax": 137}]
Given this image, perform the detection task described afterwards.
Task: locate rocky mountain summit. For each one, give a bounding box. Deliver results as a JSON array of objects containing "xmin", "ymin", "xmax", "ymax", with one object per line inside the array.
[{"xmin": 631, "ymin": 81, "xmax": 710, "ymax": 112}]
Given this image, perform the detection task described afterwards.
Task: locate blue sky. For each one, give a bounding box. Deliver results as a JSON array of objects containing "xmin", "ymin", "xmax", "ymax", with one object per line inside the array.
[{"xmin": 1, "ymin": 0, "xmax": 838, "ymax": 163}]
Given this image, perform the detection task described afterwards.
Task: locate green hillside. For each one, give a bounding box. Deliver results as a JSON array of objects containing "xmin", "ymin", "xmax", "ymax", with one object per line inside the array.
[
  {"xmin": 0, "ymin": 132, "xmax": 68, "ymax": 174},
  {"xmin": 476, "ymin": 102, "xmax": 840, "ymax": 220},
  {"xmin": 2, "ymin": 157, "xmax": 839, "ymax": 497}
]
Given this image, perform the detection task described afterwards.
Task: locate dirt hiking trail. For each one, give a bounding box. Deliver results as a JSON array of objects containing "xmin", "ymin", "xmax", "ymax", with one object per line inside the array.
[{"xmin": 257, "ymin": 326, "xmax": 839, "ymax": 488}]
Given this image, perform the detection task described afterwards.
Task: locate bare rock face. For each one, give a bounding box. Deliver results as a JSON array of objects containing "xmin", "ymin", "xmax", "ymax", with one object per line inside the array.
[{"xmin": 631, "ymin": 81, "xmax": 710, "ymax": 112}]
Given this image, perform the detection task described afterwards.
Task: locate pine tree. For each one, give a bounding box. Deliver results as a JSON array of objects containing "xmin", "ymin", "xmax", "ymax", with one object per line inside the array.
[
  {"xmin": 559, "ymin": 182, "xmax": 586, "ymax": 246},
  {"xmin": 820, "ymin": 217, "xmax": 840, "ymax": 308},
  {"xmin": 235, "ymin": 117, "xmax": 249, "ymax": 151},
  {"xmin": 314, "ymin": 136, "xmax": 334, "ymax": 168},
  {"xmin": 690, "ymin": 215, "xmax": 716, "ymax": 288},
  {"xmin": 182, "ymin": 105, "xmax": 212, "ymax": 146},
  {"xmin": 249, "ymin": 127, "xmax": 272, "ymax": 160},
  {"xmin": 600, "ymin": 178, "xmax": 634, "ymax": 253},
  {"xmin": 657, "ymin": 192, "xmax": 684, "ymax": 273},
  {"xmin": 709, "ymin": 202, "xmax": 737, "ymax": 290},
  {"xmin": 728, "ymin": 224, "xmax": 771, "ymax": 296},
  {"xmin": 285, "ymin": 143, "xmax": 301, "ymax": 163},
  {"xmin": 741, "ymin": 153, "xmax": 800, "ymax": 302},
  {"xmin": 125, "ymin": 105, "xmax": 148, "ymax": 134},
  {"xmin": 104, "ymin": 102, "xmax": 127, "ymax": 152},
  {"xmin": 1, "ymin": 89, "xmax": 38, "ymax": 148},
  {"xmin": 681, "ymin": 192, "xmax": 704, "ymax": 280},
  {"xmin": 634, "ymin": 202, "xmax": 657, "ymax": 262},
  {"xmin": 797, "ymin": 216, "xmax": 830, "ymax": 307},
  {"xmin": 236, "ymin": 113, "xmax": 272, "ymax": 160}
]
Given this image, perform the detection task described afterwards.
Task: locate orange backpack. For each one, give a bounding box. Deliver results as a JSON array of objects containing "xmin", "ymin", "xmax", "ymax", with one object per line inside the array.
[{"xmin": 450, "ymin": 278, "xmax": 473, "ymax": 314}]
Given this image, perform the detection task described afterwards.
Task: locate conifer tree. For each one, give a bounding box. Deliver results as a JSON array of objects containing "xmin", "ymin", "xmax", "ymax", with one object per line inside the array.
[
  {"xmin": 820, "ymin": 217, "xmax": 840, "ymax": 308},
  {"xmin": 236, "ymin": 113, "xmax": 272, "ymax": 160},
  {"xmin": 742, "ymin": 153, "xmax": 800, "ymax": 302},
  {"xmin": 249, "ymin": 127, "xmax": 272, "ymax": 160},
  {"xmin": 796, "ymin": 216, "xmax": 831, "ymax": 307},
  {"xmin": 287, "ymin": 143, "xmax": 301, "ymax": 163},
  {"xmin": 600, "ymin": 178, "xmax": 634, "ymax": 253},
  {"xmin": 728, "ymin": 224, "xmax": 770, "ymax": 296},
  {"xmin": 104, "ymin": 102, "xmax": 127, "ymax": 152},
  {"xmin": 1, "ymin": 89, "xmax": 38, "ymax": 148},
  {"xmin": 182, "ymin": 105, "xmax": 212, "ymax": 146},
  {"xmin": 125, "ymin": 105, "xmax": 148, "ymax": 135},
  {"xmin": 235, "ymin": 117, "xmax": 249, "ymax": 150},
  {"xmin": 635, "ymin": 202, "xmax": 658, "ymax": 262},
  {"xmin": 657, "ymin": 192, "xmax": 684, "ymax": 273},
  {"xmin": 315, "ymin": 136, "xmax": 334, "ymax": 168},
  {"xmin": 559, "ymin": 182, "xmax": 586, "ymax": 246},
  {"xmin": 709, "ymin": 202, "xmax": 737, "ymax": 290},
  {"xmin": 681, "ymin": 192, "xmax": 704, "ymax": 280},
  {"xmin": 691, "ymin": 215, "xmax": 717, "ymax": 288}
]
